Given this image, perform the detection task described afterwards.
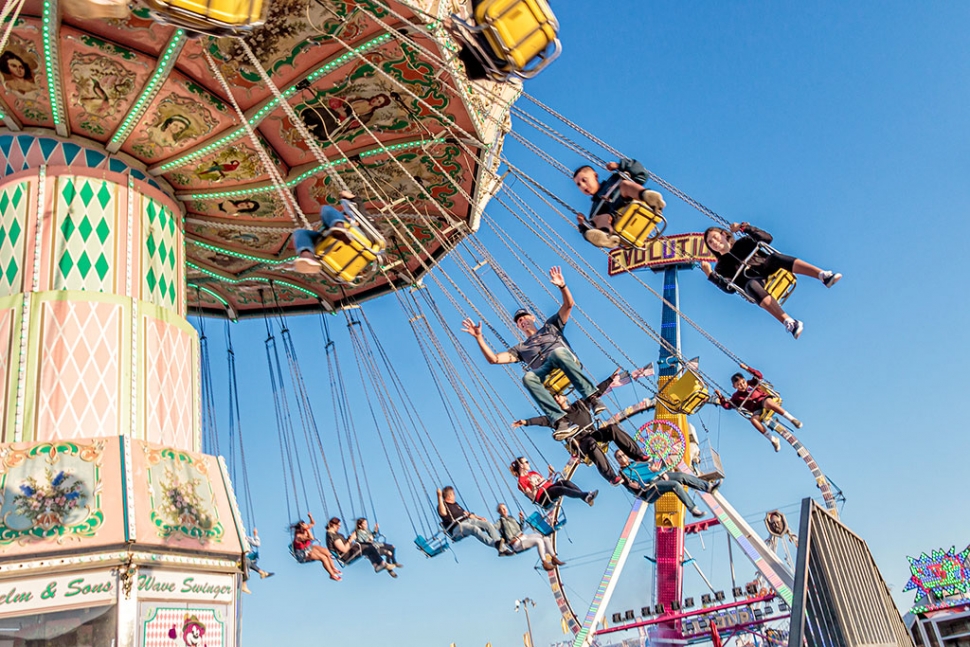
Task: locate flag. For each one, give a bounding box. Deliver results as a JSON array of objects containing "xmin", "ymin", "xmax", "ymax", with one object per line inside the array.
[
  {"xmin": 631, "ymin": 363, "xmax": 655, "ymax": 379},
  {"xmin": 711, "ymin": 624, "xmax": 722, "ymax": 647},
  {"xmin": 561, "ymin": 617, "xmax": 569, "ymax": 634},
  {"xmin": 600, "ymin": 370, "xmax": 631, "ymax": 395},
  {"xmin": 524, "ymin": 632, "xmax": 532, "ymax": 647},
  {"xmin": 685, "ymin": 357, "xmax": 700, "ymax": 371}
]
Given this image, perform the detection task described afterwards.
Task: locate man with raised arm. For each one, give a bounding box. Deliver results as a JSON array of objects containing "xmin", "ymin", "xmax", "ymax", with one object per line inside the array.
[{"xmin": 462, "ymin": 266, "xmax": 605, "ymax": 437}]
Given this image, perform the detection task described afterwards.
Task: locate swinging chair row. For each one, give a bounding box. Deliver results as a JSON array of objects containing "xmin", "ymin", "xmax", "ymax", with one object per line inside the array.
[{"xmin": 145, "ymin": 0, "xmax": 561, "ymax": 82}]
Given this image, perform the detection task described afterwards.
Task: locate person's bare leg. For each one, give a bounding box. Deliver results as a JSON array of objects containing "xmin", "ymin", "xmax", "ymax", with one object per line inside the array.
[
  {"xmin": 758, "ymin": 295, "xmax": 789, "ymax": 324},
  {"xmin": 791, "ymin": 259, "xmax": 823, "ymax": 278},
  {"xmin": 764, "ymin": 398, "xmax": 801, "ymax": 428},
  {"xmin": 751, "ymin": 417, "xmax": 781, "ymax": 452}
]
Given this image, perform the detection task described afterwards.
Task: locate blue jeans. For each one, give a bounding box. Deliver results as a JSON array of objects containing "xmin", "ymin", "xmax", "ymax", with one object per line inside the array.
[
  {"xmin": 450, "ymin": 518, "xmax": 500, "ymax": 547},
  {"xmin": 292, "ymin": 206, "xmax": 346, "ymax": 254},
  {"xmin": 522, "ymin": 347, "xmax": 597, "ymax": 422},
  {"xmin": 643, "ymin": 472, "xmax": 711, "ymax": 507}
]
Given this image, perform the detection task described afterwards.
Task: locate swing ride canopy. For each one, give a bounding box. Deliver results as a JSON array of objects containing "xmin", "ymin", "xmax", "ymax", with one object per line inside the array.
[{"xmin": 0, "ymin": 0, "xmax": 515, "ymax": 317}]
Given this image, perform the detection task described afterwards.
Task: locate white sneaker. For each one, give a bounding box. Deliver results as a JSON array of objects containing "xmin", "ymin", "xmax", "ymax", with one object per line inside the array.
[
  {"xmin": 822, "ymin": 271, "xmax": 842, "ymax": 288},
  {"xmin": 785, "ymin": 319, "xmax": 804, "ymax": 340},
  {"xmin": 770, "ymin": 436, "xmax": 781, "ymax": 452},
  {"xmin": 295, "ymin": 256, "xmax": 321, "ymax": 274},
  {"xmin": 791, "ymin": 418, "xmax": 803, "ymax": 429}
]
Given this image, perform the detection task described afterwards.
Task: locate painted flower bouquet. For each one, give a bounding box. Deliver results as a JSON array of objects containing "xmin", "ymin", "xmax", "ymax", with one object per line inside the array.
[{"xmin": 13, "ymin": 469, "xmax": 85, "ymax": 530}]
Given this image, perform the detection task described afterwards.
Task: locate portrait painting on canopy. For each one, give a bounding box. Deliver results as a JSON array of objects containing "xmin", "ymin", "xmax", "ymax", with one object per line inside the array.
[
  {"xmin": 0, "ymin": 36, "xmax": 42, "ymax": 101},
  {"xmin": 286, "ymin": 74, "xmax": 413, "ymax": 150},
  {"xmin": 132, "ymin": 92, "xmax": 218, "ymax": 158}
]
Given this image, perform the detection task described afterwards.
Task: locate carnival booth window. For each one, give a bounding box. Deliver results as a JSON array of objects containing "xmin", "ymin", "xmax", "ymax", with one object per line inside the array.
[{"xmin": 0, "ymin": 604, "xmax": 115, "ymax": 646}]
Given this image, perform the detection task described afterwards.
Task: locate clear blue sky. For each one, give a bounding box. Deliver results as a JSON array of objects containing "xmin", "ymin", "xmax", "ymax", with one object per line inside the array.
[{"xmin": 199, "ymin": 2, "xmax": 970, "ymax": 645}]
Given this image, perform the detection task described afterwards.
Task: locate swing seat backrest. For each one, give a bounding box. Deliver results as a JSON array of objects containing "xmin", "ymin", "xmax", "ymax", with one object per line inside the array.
[
  {"xmin": 765, "ymin": 269, "xmax": 797, "ymax": 305},
  {"xmin": 658, "ymin": 370, "xmax": 709, "ymax": 416},
  {"xmin": 314, "ymin": 227, "xmax": 386, "ymax": 285},
  {"xmin": 474, "ymin": 0, "xmax": 561, "ymax": 78},
  {"xmin": 415, "ymin": 532, "xmax": 450, "ymax": 558},
  {"xmin": 543, "ymin": 368, "xmax": 573, "ymax": 396},
  {"xmin": 143, "ymin": 0, "xmax": 264, "ymax": 35},
  {"xmin": 524, "ymin": 507, "xmax": 566, "ymax": 536},
  {"xmin": 613, "ymin": 200, "xmax": 667, "ymax": 249}
]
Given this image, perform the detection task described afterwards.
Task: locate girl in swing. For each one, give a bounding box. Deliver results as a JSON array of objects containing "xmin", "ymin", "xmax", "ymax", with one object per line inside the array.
[
  {"xmin": 510, "ymin": 457, "xmax": 598, "ymax": 508},
  {"xmin": 700, "ymin": 223, "xmax": 841, "ymax": 339},
  {"xmin": 290, "ymin": 513, "xmax": 342, "ymax": 581}
]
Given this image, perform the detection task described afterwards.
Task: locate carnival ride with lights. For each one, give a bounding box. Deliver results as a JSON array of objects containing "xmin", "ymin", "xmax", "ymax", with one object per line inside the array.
[{"xmin": 0, "ymin": 0, "xmax": 843, "ymax": 644}]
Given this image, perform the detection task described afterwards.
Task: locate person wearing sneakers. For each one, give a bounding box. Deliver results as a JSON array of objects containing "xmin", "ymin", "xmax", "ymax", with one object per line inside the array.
[
  {"xmin": 462, "ymin": 266, "xmax": 606, "ymax": 438},
  {"xmin": 352, "ymin": 518, "xmax": 402, "ymax": 572},
  {"xmin": 614, "ymin": 450, "xmax": 718, "ymax": 518},
  {"xmin": 573, "ymin": 159, "xmax": 667, "ymax": 249},
  {"xmin": 241, "ymin": 527, "xmax": 274, "ymax": 594},
  {"xmin": 325, "ymin": 518, "xmax": 397, "ymax": 578},
  {"xmin": 494, "ymin": 503, "xmax": 565, "ymax": 570},
  {"xmin": 714, "ymin": 364, "xmax": 801, "ymax": 453},
  {"xmin": 510, "ymin": 457, "xmax": 598, "ymax": 508},
  {"xmin": 700, "ymin": 223, "xmax": 841, "ymax": 339},
  {"xmin": 437, "ymin": 486, "xmax": 510, "ymax": 555},
  {"xmin": 512, "ymin": 393, "xmax": 650, "ymax": 486},
  {"xmin": 292, "ymin": 190, "xmax": 367, "ymax": 274}
]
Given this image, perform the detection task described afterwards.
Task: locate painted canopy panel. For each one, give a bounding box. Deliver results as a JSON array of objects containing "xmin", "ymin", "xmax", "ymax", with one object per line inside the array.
[{"xmin": 0, "ymin": 0, "xmax": 515, "ymax": 315}]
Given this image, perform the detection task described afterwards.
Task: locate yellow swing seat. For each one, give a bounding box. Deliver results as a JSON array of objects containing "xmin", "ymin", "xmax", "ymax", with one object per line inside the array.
[
  {"xmin": 314, "ymin": 228, "xmax": 385, "ymax": 285},
  {"xmin": 765, "ymin": 269, "xmax": 797, "ymax": 305},
  {"xmin": 543, "ymin": 368, "xmax": 572, "ymax": 396},
  {"xmin": 472, "ymin": 0, "xmax": 561, "ymax": 79},
  {"xmin": 753, "ymin": 383, "xmax": 782, "ymax": 424},
  {"xmin": 657, "ymin": 369, "xmax": 709, "ymax": 416},
  {"xmin": 613, "ymin": 200, "xmax": 667, "ymax": 249},
  {"xmin": 144, "ymin": 0, "xmax": 265, "ymax": 35}
]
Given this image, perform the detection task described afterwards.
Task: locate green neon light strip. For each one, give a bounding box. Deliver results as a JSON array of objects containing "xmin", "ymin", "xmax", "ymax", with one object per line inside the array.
[
  {"xmin": 157, "ymin": 33, "xmax": 393, "ymax": 172},
  {"xmin": 110, "ymin": 31, "xmax": 186, "ymax": 146},
  {"xmin": 187, "ymin": 283, "xmax": 230, "ymax": 307},
  {"xmin": 187, "ymin": 262, "xmax": 319, "ymax": 298},
  {"xmin": 181, "ymin": 137, "xmax": 445, "ymax": 200},
  {"xmin": 189, "ymin": 238, "xmax": 296, "ymax": 265},
  {"xmin": 41, "ymin": 0, "xmax": 63, "ymax": 127}
]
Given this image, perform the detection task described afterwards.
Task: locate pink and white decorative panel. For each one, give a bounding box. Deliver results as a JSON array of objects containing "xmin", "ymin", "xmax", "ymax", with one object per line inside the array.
[
  {"xmin": 34, "ymin": 300, "xmax": 123, "ymax": 442},
  {"xmin": 143, "ymin": 315, "xmax": 197, "ymax": 452},
  {"xmin": 0, "ymin": 305, "xmax": 14, "ymax": 440}
]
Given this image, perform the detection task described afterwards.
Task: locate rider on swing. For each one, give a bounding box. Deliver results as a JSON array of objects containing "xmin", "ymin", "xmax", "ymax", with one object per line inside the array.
[
  {"xmin": 700, "ymin": 222, "xmax": 841, "ymax": 339},
  {"xmin": 714, "ymin": 363, "xmax": 802, "ymax": 453},
  {"xmin": 462, "ymin": 267, "xmax": 606, "ymax": 437},
  {"xmin": 572, "ymin": 159, "xmax": 666, "ymax": 249},
  {"xmin": 293, "ymin": 190, "xmax": 368, "ymax": 274}
]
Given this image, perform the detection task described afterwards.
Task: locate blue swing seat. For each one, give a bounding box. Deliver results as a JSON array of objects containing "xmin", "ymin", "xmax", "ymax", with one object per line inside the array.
[
  {"xmin": 415, "ymin": 532, "xmax": 451, "ymax": 558},
  {"xmin": 524, "ymin": 506, "xmax": 567, "ymax": 536}
]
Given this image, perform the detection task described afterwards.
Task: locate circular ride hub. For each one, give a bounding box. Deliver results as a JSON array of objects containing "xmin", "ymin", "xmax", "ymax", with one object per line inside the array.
[{"xmin": 0, "ymin": 1, "xmax": 512, "ymax": 644}]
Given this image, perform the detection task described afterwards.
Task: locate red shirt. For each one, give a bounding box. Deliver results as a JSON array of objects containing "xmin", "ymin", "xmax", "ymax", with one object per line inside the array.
[
  {"xmin": 517, "ymin": 472, "xmax": 550, "ymax": 502},
  {"xmin": 718, "ymin": 367, "xmax": 769, "ymax": 412}
]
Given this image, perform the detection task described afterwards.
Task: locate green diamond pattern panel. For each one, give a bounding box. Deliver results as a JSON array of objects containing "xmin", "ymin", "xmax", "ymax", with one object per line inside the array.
[
  {"xmin": 142, "ymin": 195, "xmax": 181, "ymax": 313},
  {"xmin": 52, "ymin": 176, "xmax": 116, "ymax": 293},
  {"xmin": 0, "ymin": 181, "xmax": 29, "ymax": 297}
]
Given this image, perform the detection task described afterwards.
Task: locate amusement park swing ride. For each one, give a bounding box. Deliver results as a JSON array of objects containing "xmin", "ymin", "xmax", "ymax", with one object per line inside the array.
[{"xmin": 0, "ymin": 0, "xmax": 864, "ymax": 645}]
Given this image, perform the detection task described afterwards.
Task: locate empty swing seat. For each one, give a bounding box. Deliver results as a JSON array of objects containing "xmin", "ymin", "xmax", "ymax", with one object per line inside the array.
[
  {"xmin": 143, "ymin": 0, "xmax": 265, "ymax": 35},
  {"xmin": 765, "ymin": 269, "xmax": 797, "ymax": 305},
  {"xmin": 613, "ymin": 200, "xmax": 667, "ymax": 249},
  {"xmin": 694, "ymin": 445, "xmax": 725, "ymax": 482},
  {"xmin": 314, "ymin": 226, "xmax": 386, "ymax": 285},
  {"xmin": 659, "ymin": 371, "xmax": 709, "ymax": 416},
  {"xmin": 543, "ymin": 368, "xmax": 573, "ymax": 396},
  {"xmin": 415, "ymin": 533, "xmax": 450, "ymax": 558},
  {"xmin": 473, "ymin": 0, "xmax": 561, "ymax": 79},
  {"xmin": 524, "ymin": 507, "xmax": 566, "ymax": 536}
]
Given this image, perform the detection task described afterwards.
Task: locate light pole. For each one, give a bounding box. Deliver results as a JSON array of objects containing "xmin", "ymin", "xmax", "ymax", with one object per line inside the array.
[{"xmin": 516, "ymin": 597, "xmax": 536, "ymax": 647}]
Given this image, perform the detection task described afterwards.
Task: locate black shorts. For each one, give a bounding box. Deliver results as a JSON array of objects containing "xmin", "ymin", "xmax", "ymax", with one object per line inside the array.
[{"xmin": 742, "ymin": 253, "xmax": 795, "ymax": 302}]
